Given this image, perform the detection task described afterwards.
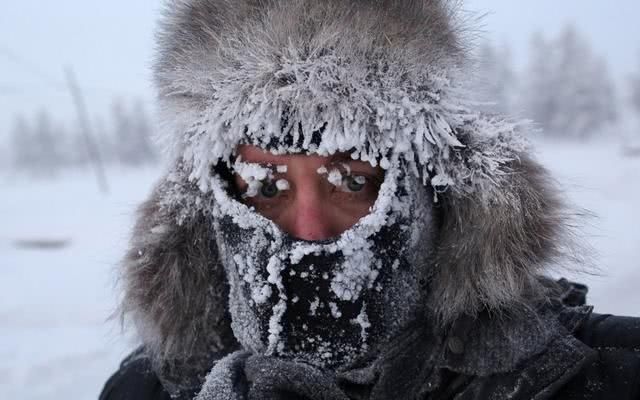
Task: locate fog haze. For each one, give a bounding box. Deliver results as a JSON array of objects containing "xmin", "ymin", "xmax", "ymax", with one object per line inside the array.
[{"xmin": 1, "ymin": 0, "xmax": 639, "ymax": 142}]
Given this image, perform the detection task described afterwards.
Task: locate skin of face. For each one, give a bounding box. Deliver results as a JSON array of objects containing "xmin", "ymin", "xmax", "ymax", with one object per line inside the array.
[{"xmin": 234, "ymin": 145, "xmax": 384, "ymax": 241}]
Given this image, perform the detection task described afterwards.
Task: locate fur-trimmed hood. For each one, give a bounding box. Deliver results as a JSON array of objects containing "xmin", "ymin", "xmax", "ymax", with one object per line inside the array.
[{"xmin": 119, "ymin": 0, "xmax": 577, "ymax": 395}]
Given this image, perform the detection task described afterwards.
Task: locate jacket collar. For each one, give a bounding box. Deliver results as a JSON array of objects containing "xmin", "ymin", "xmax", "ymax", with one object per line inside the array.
[
  {"xmin": 440, "ymin": 304, "xmax": 596, "ymax": 400},
  {"xmin": 339, "ymin": 299, "xmax": 596, "ymax": 400}
]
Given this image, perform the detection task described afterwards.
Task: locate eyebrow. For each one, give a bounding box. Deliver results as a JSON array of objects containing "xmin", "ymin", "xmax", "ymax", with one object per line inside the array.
[
  {"xmin": 235, "ymin": 152, "xmax": 284, "ymax": 166},
  {"xmin": 329, "ymin": 153, "xmax": 354, "ymax": 162},
  {"xmin": 238, "ymin": 151, "xmax": 370, "ymax": 168}
]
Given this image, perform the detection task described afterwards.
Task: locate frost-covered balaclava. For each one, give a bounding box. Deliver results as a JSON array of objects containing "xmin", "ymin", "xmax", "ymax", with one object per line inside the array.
[{"xmin": 210, "ymin": 147, "xmax": 435, "ymax": 367}]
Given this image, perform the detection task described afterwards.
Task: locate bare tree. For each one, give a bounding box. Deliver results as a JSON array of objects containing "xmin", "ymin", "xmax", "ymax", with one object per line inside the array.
[
  {"xmin": 523, "ymin": 33, "xmax": 558, "ymax": 132},
  {"xmin": 523, "ymin": 26, "xmax": 617, "ymax": 139},
  {"xmin": 111, "ymin": 98, "xmax": 157, "ymax": 166},
  {"xmin": 631, "ymin": 54, "xmax": 640, "ymax": 117},
  {"xmin": 33, "ymin": 109, "xmax": 64, "ymax": 176},
  {"xmin": 10, "ymin": 114, "xmax": 36, "ymax": 172}
]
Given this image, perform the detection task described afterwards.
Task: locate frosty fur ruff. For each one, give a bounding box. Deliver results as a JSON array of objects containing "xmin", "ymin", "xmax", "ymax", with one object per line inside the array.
[{"xmin": 118, "ymin": 0, "xmax": 580, "ymax": 395}]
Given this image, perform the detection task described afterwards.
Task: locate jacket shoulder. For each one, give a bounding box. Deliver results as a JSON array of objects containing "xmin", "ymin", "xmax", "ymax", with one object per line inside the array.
[
  {"xmin": 576, "ymin": 312, "xmax": 640, "ymax": 350},
  {"xmin": 556, "ymin": 313, "xmax": 640, "ymax": 399},
  {"xmin": 99, "ymin": 352, "xmax": 172, "ymax": 400}
]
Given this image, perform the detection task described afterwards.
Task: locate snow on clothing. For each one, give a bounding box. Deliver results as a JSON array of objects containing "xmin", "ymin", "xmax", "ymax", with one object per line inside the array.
[
  {"xmin": 102, "ymin": 282, "xmax": 640, "ymax": 399},
  {"xmin": 101, "ymin": 0, "xmax": 640, "ymax": 399}
]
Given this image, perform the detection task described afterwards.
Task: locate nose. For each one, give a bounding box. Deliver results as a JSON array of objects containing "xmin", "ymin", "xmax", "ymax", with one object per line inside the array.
[{"xmin": 286, "ymin": 186, "xmax": 336, "ymax": 241}]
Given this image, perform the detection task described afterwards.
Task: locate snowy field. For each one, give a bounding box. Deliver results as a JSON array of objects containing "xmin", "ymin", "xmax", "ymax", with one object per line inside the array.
[
  {"xmin": 532, "ymin": 138, "xmax": 640, "ymax": 317},
  {"xmin": 0, "ymin": 167, "xmax": 161, "ymax": 400},
  {"xmin": 1, "ymin": 140, "xmax": 639, "ymax": 399}
]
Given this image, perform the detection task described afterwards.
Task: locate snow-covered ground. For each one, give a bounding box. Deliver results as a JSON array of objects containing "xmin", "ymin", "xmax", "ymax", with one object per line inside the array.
[
  {"xmin": 1, "ymin": 167, "xmax": 162, "ymax": 400},
  {"xmin": 532, "ymin": 138, "xmax": 640, "ymax": 317},
  {"xmin": 1, "ymin": 139, "xmax": 639, "ymax": 399}
]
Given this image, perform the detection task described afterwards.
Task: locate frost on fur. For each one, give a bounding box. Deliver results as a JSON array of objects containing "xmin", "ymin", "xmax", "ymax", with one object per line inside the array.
[
  {"xmin": 178, "ymin": 64, "xmax": 527, "ymax": 202},
  {"xmin": 154, "ymin": 0, "xmax": 528, "ymax": 203}
]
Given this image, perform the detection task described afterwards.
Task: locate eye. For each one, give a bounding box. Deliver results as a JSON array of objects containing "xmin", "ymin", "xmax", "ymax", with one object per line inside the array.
[
  {"xmin": 342, "ymin": 175, "xmax": 367, "ymax": 192},
  {"xmin": 259, "ymin": 180, "xmax": 280, "ymax": 198},
  {"xmin": 251, "ymin": 178, "xmax": 290, "ymax": 199}
]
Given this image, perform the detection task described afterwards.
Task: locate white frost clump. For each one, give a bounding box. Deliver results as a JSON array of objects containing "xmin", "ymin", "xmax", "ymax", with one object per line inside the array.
[
  {"xmin": 329, "ymin": 237, "xmax": 381, "ymax": 302},
  {"xmin": 309, "ymin": 297, "xmax": 320, "ymax": 316},
  {"xmin": 352, "ymin": 304, "xmax": 372, "ymax": 343},
  {"xmin": 234, "ymin": 254, "xmax": 257, "ymax": 284},
  {"xmin": 317, "ymin": 166, "xmax": 343, "ymax": 187},
  {"xmin": 266, "ymin": 255, "xmax": 284, "ymax": 285},
  {"xmin": 233, "ymin": 252, "xmax": 272, "ymax": 304},
  {"xmin": 328, "ymin": 302, "xmax": 342, "ymax": 318},
  {"xmin": 251, "ymin": 284, "xmax": 273, "ymax": 304},
  {"xmin": 232, "ymin": 159, "xmax": 290, "ymax": 197},
  {"xmin": 267, "ymin": 299, "xmax": 287, "ymax": 353},
  {"xmin": 317, "ymin": 165, "xmax": 358, "ymax": 188},
  {"xmin": 327, "ymin": 169, "xmax": 343, "ymax": 187},
  {"xmin": 289, "ymin": 243, "xmax": 323, "ymax": 265},
  {"xmin": 275, "ymin": 179, "xmax": 290, "ymax": 191},
  {"xmin": 265, "ymin": 254, "xmax": 289, "ymax": 355},
  {"xmin": 353, "ymin": 175, "xmax": 366, "ymax": 185},
  {"xmin": 233, "ymin": 157, "xmax": 273, "ymax": 198}
]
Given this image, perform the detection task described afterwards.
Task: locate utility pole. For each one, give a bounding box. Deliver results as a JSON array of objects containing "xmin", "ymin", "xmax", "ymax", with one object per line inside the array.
[{"xmin": 65, "ymin": 67, "xmax": 109, "ymax": 194}]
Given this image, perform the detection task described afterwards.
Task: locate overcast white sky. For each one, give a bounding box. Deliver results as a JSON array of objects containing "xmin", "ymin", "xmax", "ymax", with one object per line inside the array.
[{"xmin": 1, "ymin": 0, "xmax": 639, "ymax": 145}]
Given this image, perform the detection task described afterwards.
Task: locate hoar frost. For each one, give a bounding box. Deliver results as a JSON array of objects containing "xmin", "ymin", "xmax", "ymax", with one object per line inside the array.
[
  {"xmin": 317, "ymin": 165, "xmax": 345, "ymax": 187},
  {"xmin": 275, "ymin": 179, "xmax": 290, "ymax": 191},
  {"xmin": 352, "ymin": 304, "xmax": 372, "ymax": 343},
  {"xmin": 232, "ymin": 157, "xmax": 289, "ymax": 198},
  {"xmin": 210, "ymin": 149, "xmax": 428, "ymax": 367},
  {"xmin": 176, "ymin": 55, "xmax": 528, "ymax": 203},
  {"xmin": 317, "ymin": 164, "xmax": 367, "ymax": 189},
  {"xmin": 327, "ymin": 169, "xmax": 343, "ymax": 187}
]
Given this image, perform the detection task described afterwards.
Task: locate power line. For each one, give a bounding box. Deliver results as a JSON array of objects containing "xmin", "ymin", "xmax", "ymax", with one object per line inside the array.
[{"xmin": 65, "ymin": 66, "xmax": 110, "ymax": 195}]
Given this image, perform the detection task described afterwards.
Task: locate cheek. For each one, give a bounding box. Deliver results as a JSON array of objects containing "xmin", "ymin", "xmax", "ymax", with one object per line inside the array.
[
  {"xmin": 344, "ymin": 201, "xmax": 373, "ymax": 219},
  {"xmin": 331, "ymin": 198, "xmax": 375, "ymax": 231}
]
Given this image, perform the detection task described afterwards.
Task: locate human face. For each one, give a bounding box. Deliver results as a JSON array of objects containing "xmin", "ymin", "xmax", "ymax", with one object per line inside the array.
[{"xmin": 233, "ymin": 145, "xmax": 384, "ymax": 241}]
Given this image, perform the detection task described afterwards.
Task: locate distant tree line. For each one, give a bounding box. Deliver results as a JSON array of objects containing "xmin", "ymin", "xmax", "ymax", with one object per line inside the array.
[
  {"xmin": 6, "ymin": 25, "xmax": 640, "ymax": 177},
  {"xmin": 476, "ymin": 25, "xmax": 640, "ymax": 140},
  {"xmin": 632, "ymin": 55, "xmax": 640, "ymax": 122},
  {"xmin": 9, "ymin": 98, "xmax": 157, "ymax": 176}
]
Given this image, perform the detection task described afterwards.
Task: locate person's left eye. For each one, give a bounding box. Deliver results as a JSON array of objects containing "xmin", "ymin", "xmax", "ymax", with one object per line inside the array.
[{"xmin": 341, "ymin": 175, "xmax": 367, "ymax": 192}]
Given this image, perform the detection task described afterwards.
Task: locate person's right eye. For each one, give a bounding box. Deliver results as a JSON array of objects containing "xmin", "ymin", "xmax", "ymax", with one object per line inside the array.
[
  {"xmin": 258, "ymin": 180, "xmax": 280, "ymax": 198},
  {"xmin": 244, "ymin": 178, "xmax": 290, "ymax": 201}
]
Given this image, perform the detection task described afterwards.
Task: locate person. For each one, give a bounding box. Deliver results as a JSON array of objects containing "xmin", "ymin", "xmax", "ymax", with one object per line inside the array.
[{"xmin": 100, "ymin": 0, "xmax": 640, "ymax": 399}]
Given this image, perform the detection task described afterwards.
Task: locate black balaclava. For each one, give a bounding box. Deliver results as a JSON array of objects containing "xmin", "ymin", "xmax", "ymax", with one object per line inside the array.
[{"xmin": 209, "ymin": 151, "xmax": 435, "ymax": 368}]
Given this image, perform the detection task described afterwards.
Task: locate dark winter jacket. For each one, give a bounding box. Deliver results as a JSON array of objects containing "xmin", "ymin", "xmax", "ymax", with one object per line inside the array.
[{"xmin": 100, "ymin": 281, "xmax": 640, "ymax": 400}]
